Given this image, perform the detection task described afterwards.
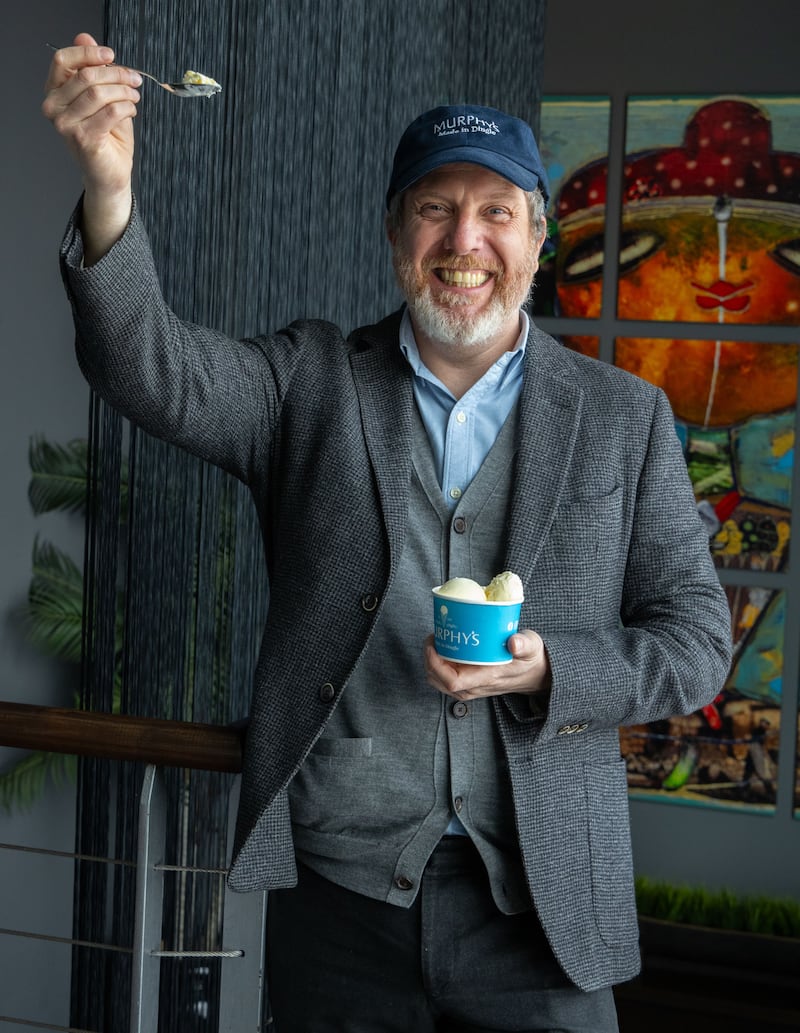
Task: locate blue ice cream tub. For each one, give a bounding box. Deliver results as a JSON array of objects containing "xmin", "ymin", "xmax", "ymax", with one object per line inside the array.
[{"xmin": 432, "ymin": 588, "xmax": 522, "ymax": 665}]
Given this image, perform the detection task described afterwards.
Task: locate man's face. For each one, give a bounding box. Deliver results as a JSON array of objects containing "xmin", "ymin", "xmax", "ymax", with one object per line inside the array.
[{"xmin": 389, "ymin": 163, "xmax": 543, "ymax": 349}]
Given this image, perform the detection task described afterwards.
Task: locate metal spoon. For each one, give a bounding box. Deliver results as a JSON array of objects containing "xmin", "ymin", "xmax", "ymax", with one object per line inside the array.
[
  {"xmin": 46, "ymin": 43, "xmax": 221, "ymax": 98},
  {"xmin": 134, "ymin": 70, "xmax": 221, "ymax": 98}
]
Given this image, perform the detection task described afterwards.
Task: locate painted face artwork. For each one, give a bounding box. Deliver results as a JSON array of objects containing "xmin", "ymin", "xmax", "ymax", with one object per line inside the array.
[
  {"xmin": 542, "ymin": 97, "xmax": 800, "ymax": 812},
  {"xmin": 553, "ymin": 98, "xmax": 800, "ymax": 429}
]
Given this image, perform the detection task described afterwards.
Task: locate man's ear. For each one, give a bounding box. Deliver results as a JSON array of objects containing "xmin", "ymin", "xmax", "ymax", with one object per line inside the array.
[
  {"xmin": 385, "ymin": 214, "xmax": 397, "ymax": 246},
  {"xmin": 534, "ymin": 215, "xmax": 548, "ymax": 256}
]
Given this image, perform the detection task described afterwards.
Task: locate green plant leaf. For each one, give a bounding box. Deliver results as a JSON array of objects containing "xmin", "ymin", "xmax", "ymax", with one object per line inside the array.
[
  {"xmin": 25, "ymin": 537, "xmax": 84, "ymax": 663},
  {"xmin": 28, "ymin": 436, "xmax": 90, "ymax": 516},
  {"xmin": 0, "ymin": 750, "xmax": 77, "ymax": 813}
]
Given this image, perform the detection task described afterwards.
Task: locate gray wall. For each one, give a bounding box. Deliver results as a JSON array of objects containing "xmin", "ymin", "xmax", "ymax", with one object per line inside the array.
[
  {"xmin": 1, "ymin": 0, "xmax": 798, "ymax": 1026},
  {"xmin": 0, "ymin": 3, "xmax": 103, "ymax": 1027}
]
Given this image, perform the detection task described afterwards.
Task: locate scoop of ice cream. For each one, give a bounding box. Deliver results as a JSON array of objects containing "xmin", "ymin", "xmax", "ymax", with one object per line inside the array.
[
  {"xmin": 435, "ymin": 577, "xmax": 486, "ymax": 602},
  {"xmin": 182, "ymin": 70, "xmax": 221, "ymax": 87},
  {"xmin": 484, "ymin": 570, "xmax": 524, "ymax": 602}
]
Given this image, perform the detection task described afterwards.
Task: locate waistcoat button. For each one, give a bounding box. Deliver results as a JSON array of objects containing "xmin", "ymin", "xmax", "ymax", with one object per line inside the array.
[
  {"xmin": 453, "ymin": 516, "xmax": 467, "ymax": 534},
  {"xmin": 452, "ymin": 701, "xmax": 469, "ymax": 718},
  {"xmin": 395, "ymin": 875, "xmax": 414, "ymax": 891},
  {"xmin": 319, "ymin": 683, "xmax": 335, "ymax": 703}
]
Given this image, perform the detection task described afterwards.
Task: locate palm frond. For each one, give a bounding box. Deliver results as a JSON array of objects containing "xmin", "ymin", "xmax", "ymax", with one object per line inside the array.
[
  {"xmin": 28, "ymin": 436, "xmax": 89, "ymax": 516},
  {"xmin": 25, "ymin": 538, "xmax": 84, "ymax": 663},
  {"xmin": 0, "ymin": 750, "xmax": 77, "ymax": 813}
]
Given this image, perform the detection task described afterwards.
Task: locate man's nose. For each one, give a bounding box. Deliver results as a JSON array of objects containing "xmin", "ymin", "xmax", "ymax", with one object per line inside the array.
[{"xmin": 444, "ymin": 212, "xmax": 482, "ymax": 253}]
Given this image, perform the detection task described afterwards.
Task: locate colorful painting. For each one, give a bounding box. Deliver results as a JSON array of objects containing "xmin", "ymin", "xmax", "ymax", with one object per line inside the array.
[
  {"xmin": 551, "ymin": 94, "xmax": 800, "ymax": 324},
  {"xmin": 622, "ymin": 586, "xmax": 784, "ymax": 811},
  {"xmin": 615, "ymin": 337, "xmax": 796, "ymax": 572},
  {"xmin": 532, "ymin": 96, "xmax": 611, "ymax": 317},
  {"xmin": 539, "ymin": 95, "xmax": 800, "ymax": 815},
  {"xmin": 619, "ymin": 95, "xmax": 800, "ymax": 324}
]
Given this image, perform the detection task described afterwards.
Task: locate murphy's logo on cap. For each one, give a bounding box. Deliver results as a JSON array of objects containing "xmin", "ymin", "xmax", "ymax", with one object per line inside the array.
[{"xmin": 433, "ymin": 113, "xmax": 500, "ymax": 138}]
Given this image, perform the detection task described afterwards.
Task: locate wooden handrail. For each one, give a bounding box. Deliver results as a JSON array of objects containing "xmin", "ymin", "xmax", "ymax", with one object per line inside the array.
[{"xmin": 0, "ymin": 701, "xmax": 244, "ymax": 773}]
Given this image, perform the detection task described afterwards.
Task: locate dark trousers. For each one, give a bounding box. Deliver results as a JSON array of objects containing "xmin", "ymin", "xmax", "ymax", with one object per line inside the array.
[{"xmin": 266, "ymin": 836, "xmax": 619, "ymax": 1032}]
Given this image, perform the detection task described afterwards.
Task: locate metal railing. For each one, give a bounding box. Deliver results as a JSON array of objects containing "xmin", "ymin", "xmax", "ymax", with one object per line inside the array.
[{"xmin": 0, "ymin": 701, "xmax": 268, "ymax": 1033}]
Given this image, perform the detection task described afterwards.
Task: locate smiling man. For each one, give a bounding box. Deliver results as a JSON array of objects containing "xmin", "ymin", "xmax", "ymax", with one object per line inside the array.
[
  {"xmin": 44, "ymin": 39, "xmax": 732, "ymax": 1033},
  {"xmin": 387, "ymin": 110, "xmax": 548, "ymax": 392}
]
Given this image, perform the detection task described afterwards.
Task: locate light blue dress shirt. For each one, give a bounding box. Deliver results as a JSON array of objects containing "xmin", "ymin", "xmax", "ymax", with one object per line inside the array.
[{"xmin": 398, "ymin": 306, "xmax": 528, "ymax": 507}]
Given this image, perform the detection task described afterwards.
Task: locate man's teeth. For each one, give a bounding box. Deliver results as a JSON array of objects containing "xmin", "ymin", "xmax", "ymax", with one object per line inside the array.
[{"xmin": 437, "ymin": 269, "xmax": 490, "ymax": 287}]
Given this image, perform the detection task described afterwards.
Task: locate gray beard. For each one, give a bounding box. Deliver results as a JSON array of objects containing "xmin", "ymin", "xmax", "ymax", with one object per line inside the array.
[
  {"xmin": 406, "ymin": 289, "xmax": 520, "ymax": 349},
  {"xmin": 391, "ymin": 243, "xmax": 536, "ymax": 351}
]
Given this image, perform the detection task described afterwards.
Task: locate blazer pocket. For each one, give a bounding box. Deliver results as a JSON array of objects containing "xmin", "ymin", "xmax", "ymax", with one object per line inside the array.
[
  {"xmin": 549, "ymin": 485, "xmax": 623, "ymax": 564},
  {"xmin": 586, "ymin": 758, "xmax": 638, "ymax": 947}
]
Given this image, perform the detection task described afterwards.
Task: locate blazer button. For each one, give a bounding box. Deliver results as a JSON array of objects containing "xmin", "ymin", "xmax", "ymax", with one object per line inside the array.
[
  {"xmin": 361, "ymin": 593, "xmax": 379, "ymax": 612},
  {"xmin": 319, "ymin": 683, "xmax": 336, "ymax": 703},
  {"xmin": 557, "ymin": 722, "xmax": 589, "ymax": 735}
]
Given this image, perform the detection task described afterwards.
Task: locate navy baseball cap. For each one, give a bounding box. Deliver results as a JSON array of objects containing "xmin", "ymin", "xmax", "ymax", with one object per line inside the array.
[{"xmin": 386, "ymin": 104, "xmax": 549, "ymax": 209}]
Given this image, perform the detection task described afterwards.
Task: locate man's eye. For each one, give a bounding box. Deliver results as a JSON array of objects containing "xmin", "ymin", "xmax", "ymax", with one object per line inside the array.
[{"xmin": 769, "ymin": 238, "xmax": 800, "ymax": 277}]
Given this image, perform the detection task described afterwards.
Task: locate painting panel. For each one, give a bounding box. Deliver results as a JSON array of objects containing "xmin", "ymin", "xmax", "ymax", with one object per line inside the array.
[
  {"xmin": 615, "ymin": 337, "xmax": 796, "ymax": 572},
  {"xmin": 623, "ymin": 586, "xmax": 783, "ymax": 811},
  {"xmin": 532, "ymin": 96, "xmax": 611, "ymax": 317},
  {"xmin": 618, "ymin": 94, "xmax": 800, "ymax": 325}
]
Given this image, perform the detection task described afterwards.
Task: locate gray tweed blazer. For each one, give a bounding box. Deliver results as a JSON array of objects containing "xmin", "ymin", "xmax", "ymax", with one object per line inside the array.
[{"xmin": 61, "ymin": 202, "xmax": 732, "ymax": 992}]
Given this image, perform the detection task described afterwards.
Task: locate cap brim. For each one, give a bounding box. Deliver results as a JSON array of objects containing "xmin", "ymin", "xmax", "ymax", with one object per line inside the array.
[{"xmin": 387, "ymin": 145, "xmax": 544, "ymax": 207}]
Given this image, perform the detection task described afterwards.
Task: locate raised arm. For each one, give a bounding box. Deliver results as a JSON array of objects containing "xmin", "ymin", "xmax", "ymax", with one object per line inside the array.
[{"xmin": 42, "ymin": 32, "xmax": 142, "ymax": 263}]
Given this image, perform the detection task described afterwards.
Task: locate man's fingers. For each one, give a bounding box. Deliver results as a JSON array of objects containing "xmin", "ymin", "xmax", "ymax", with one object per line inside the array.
[
  {"xmin": 45, "ymin": 83, "xmax": 140, "ymax": 137},
  {"xmin": 72, "ymin": 31, "xmax": 100, "ymax": 47},
  {"xmin": 45, "ymin": 41, "xmax": 115, "ymax": 92}
]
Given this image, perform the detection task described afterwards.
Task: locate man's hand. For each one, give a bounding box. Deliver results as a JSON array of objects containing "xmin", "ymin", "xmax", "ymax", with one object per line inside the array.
[
  {"xmin": 42, "ymin": 33, "xmax": 142, "ymax": 262},
  {"xmin": 424, "ymin": 630, "xmax": 551, "ymax": 702}
]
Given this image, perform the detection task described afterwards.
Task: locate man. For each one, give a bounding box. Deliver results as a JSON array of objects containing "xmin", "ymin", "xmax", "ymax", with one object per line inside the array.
[{"xmin": 44, "ymin": 35, "xmax": 732, "ymax": 1033}]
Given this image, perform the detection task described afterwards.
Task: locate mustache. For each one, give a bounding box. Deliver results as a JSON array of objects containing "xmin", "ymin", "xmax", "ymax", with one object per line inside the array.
[{"xmin": 421, "ymin": 254, "xmax": 504, "ymax": 276}]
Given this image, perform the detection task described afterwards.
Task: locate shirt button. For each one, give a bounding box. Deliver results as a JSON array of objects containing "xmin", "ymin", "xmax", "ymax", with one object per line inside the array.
[
  {"xmin": 456, "ymin": 411, "xmax": 467, "ymax": 424},
  {"xmin": 453, "ymin": 516, "xmax": 467, "ymax": 534},
  {"xmin": 449, "ymin": 487, "xmax": 462, "ymax": 500},
  {"xmin": 361, "ymin": 593, "xmax": 379, "ymax": 612},
  {"xmin": 395, "ymin": 875, "xmax": 414, "ymax": 891},
  {"xmin": 452, "ymin": 701, "xmax": 469, "ymax": 718},
  {"xmin": 319, "ymin": 683, "xmax": 335, "ymax": 703}
]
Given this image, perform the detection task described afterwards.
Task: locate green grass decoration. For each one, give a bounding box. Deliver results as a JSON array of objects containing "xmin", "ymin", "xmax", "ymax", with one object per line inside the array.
[{"xmin": 636, "ymin": 875, "xmax": 800, "ymax": 938}]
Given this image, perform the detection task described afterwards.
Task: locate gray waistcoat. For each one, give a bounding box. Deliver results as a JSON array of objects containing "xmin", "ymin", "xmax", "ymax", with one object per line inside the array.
[{"xmin": 289, "ymin": 406, "xmax": 530, "ymax": 913}]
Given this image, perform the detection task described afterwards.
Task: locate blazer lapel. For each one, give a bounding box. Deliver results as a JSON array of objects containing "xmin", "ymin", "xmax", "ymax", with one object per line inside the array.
[
  {"xmin": 348, "ymin": 314, "xmax": 584, "ymax": 592},
  {"xmin": 349, "ymin": 314, "xmax": 414, "ymax": 581},
  {"xmin": 504, "ymin": 331, "xmax": 584, "ymax": 587}
]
